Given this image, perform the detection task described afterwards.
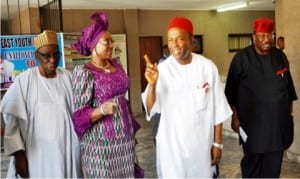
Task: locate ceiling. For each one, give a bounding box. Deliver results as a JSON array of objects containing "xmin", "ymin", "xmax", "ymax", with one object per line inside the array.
[{"xmin": 1, "ymin": 0, "xmax": 275, "ymax": 20}]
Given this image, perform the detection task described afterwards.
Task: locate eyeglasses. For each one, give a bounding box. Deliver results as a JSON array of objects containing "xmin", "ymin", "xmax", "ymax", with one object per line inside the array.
[
  {"xmin": 98, "ymin": 39, "xmax": 114, "ymax": 46},
  {"xmin": 255, "ymin": 33, "xmax": 274, "ymax": 42},
  {"xmin": 36, "ymin": 51, "xmax": 61, "ymax": 62}
]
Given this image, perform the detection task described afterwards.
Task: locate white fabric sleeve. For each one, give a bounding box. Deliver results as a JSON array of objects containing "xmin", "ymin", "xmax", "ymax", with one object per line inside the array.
[
  {"xmin": 3, "ymin": 114, "xmax": 25, "ymax": 155},
  {"xmin": 213, "ymin": 72, "xmax": 233, "ymax": 125},
  {"xmin": 141, "ymin": 85, "xmax": 160, "ymax": 121}
]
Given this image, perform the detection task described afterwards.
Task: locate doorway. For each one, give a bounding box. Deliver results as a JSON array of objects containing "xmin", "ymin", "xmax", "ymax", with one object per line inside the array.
[{"xmin": 139, "ymin": 36, "xmax": 163, "ymax": 92}]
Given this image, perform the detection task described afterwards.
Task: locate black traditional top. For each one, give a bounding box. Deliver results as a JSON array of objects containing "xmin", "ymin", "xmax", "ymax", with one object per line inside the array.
[{"xmin": 225, "ymin": 45, "xmax": 297, "ymax": 153}]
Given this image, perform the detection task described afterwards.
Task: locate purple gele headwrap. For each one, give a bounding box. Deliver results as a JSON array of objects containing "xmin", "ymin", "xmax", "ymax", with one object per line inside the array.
[{"xmin": 71, "ymin": 11, "xmax": 109, "ymax": 56}]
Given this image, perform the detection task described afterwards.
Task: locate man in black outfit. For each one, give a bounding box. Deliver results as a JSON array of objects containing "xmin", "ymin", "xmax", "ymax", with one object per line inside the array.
[{"xmin": 225, "ymin": 18, "xmax": 297, "ymax": 178}]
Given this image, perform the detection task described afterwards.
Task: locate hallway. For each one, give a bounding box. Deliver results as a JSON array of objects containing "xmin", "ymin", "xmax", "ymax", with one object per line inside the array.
[{"xmin": 1, "ymin": 113, "xmax": 300, "ymax": 178}]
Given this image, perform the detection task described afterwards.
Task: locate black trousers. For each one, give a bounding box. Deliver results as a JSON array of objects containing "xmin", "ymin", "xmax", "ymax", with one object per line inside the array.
[{"xmin": 241, "ymin": 149, "xmax": 284, "ymax": 178}]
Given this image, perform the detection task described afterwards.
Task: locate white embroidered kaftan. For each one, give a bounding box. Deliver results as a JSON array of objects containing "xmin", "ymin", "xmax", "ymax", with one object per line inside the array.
[
  {"xmin": 142, "ymin": 53, "xmax": 232, "ymax": 178},
  {"xmin": 0, "ymin": 67, "xmax": 82, "ymax": 178}
]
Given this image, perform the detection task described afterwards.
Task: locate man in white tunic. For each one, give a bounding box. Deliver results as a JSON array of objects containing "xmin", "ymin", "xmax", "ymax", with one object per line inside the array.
[
  {"xmin": 0, "ymin": 30, "xmax": 82, "ymax": 178},
  {"xmin": 142, "ymin": 17, "xmax": 232, "ymax": 178}
]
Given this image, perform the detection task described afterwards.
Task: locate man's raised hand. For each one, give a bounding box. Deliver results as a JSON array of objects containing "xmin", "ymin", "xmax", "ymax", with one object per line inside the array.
[{"xmin": 144, "ymin": 54, "xmax": 158, "ymax": 86}]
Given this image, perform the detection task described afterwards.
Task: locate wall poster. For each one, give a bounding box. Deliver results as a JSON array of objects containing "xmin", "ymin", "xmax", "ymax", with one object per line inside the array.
[{"xmin": 0, "ymin": 33, "xmax": 64, "ymax": 90}]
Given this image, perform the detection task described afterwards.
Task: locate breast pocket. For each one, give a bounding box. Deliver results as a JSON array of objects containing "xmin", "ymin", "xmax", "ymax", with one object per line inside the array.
[
  {"xmin": 192, "ymin": 83, "xmax": 209, "ymax": 111},
  {"xmin": 264, "ymin": 75, "xmax": 288, "ymax": 101}
]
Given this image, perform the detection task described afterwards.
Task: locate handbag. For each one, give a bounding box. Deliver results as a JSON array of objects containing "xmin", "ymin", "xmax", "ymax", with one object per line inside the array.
[
  {"xmin": 213, "ymin": 164, "xmax": 220, "ymax": 179},
  {"xmin": 135, "ymin": 163, "xmax": 145, "ymax": 178},
  {"xmin": 134, "ymin": 149, "xmax": 145, "ymax": 178}
]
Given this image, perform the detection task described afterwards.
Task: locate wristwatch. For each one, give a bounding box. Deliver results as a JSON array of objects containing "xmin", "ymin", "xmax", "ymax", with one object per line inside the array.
[{"xmin": 213, "ymin": 142, "xmax": 223, "ymax": 150}]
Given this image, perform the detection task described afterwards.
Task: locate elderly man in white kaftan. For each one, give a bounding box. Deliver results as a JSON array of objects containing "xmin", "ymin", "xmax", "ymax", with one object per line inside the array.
[
  {"xmin": 142, "ymin": 17, "xmax": 232, "ymax": 178},
  {"xmin": 0, "ymin": 30, "xmax": 82, "ymax": 178}
]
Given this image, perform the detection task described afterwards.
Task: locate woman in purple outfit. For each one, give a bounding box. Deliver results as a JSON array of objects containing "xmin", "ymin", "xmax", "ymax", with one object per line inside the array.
[{"xmin": 71, "ymin": 11, "xmax": 141, "ymax": 178}]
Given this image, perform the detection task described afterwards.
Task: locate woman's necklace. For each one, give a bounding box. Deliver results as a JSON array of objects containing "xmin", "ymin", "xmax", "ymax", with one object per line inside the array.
[{"xmin": 91, "ymin": 60, "xmax": 110, "ymax": 73}]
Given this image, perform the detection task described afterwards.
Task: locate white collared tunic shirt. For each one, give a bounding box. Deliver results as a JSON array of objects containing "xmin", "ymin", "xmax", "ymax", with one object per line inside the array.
[
  {"xmin": 1, "ymin": 67, "xmax": 82, "ymax": 178},
  {"xmin": 142, "ymin": 53, "xmax": 232, "ymax": 178}
]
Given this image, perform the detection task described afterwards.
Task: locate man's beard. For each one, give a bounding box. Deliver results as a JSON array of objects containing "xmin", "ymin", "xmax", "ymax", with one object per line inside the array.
[{"xmin": 181, "ymin": 50, "xmax": 191, "ymax": 61}]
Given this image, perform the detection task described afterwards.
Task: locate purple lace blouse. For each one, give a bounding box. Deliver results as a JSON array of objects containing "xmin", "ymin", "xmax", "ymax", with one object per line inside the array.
[{"xmin": 72, "ymin": 59, "xmax": 139, "ymax": 139}]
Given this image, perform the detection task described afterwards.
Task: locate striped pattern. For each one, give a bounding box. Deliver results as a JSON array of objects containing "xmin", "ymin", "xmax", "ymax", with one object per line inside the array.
[
  {"xmin": 72, "ymin": 61, "xmax": 136, "ymax": 177},
  {"xmin": 72, "ymin": 65, "xmax": 95, "ymax": 110},
  {"xmin": 81, "ymin": 135, "xmax": 135, "ymax": 178}
]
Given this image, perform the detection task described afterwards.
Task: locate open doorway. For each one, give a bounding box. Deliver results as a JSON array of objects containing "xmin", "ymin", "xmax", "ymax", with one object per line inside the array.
[{"xmin": 139, "ymin": 36, "xmax": 163, "ymax": 92}]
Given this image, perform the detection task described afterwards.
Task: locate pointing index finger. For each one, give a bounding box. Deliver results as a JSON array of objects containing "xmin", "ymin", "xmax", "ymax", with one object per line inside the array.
[{"xmin": 144, "ymin": 54, "xmax": 151, "ymax": 64}]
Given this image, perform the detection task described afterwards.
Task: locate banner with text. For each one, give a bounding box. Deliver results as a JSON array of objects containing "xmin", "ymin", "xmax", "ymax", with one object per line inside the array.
[{"xmin": 0, "ymin": 33, "xmax": 64, "ymax": 90}]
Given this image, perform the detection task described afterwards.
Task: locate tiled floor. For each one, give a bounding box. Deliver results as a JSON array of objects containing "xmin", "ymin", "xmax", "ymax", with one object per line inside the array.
[
  {"xmin": 134, "ymin": 113, "xmax": 300, "ymax": 178},
  {"xmin": 1, "ymin": 113, "xmax": 300, "ymax": 178}
]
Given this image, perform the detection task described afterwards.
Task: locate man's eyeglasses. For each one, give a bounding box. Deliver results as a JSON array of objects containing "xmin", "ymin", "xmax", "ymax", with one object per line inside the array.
[
  {"xmin": 36, "ymin": 51, "xmax": 60, "ymax": 62},
  {"xmin": 255, "ymin": 33, "xmax": 274, "ymax": 42},
  {"xmin": 98, "ymin": 39, "xmax": 114, "ymax": 46}
]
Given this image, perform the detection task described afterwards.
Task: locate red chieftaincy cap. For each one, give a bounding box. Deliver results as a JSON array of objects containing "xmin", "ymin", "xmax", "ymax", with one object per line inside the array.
[
  {"xmin": 253, "ymin": 18, "xmax": 274, "ymax": 33},
  {"xmin": 168, "ymin": 16, "xmax": 193, "ymax": 35}
]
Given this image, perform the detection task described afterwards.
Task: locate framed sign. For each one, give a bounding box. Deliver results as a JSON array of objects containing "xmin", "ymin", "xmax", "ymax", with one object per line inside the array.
[
  {"xmin": 193, "ymin": 35, "xmax": 203, "ymax": 54},
  {"xmin": 63, "ymin": 33, "xmax": 91, "ymax": 71}
]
